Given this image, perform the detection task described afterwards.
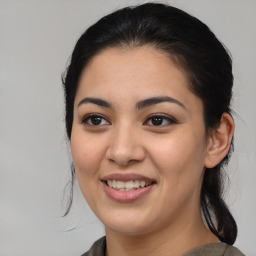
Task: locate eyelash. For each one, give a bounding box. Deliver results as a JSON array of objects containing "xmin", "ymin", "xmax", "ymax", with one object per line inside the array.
[
  {"xmin": 81, "ymin": 113, "xmax": 176, "ymax": 127},
  {"xmin": 144, "ymin": 114, "xmax": 177, "ymax": 126},
  {"xmin": 81, "ymin": 114, "xmax": 110, "ymax": 126}
]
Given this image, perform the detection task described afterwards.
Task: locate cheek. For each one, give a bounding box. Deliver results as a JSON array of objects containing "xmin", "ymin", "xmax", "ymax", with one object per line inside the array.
[
  {"xmin": 70, "ymin": 129, "xmax": 109, "ymax": 208},
  {"xmin": 148, "ymin": 129, "xmax": 207, "ymax": 185},
  {"xmin": 70, "ymin": 129, "xmax": 106, "ymax": 180}
]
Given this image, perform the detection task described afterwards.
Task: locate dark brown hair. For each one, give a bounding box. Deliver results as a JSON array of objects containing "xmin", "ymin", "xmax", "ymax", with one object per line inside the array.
[{"xmin": 62, "ymin": 3, "xmax": 236, "ymax": 244}]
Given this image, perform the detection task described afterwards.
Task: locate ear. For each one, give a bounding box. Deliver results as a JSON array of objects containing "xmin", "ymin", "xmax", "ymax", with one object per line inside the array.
[{"xmin": 204, "ymin": 113, "xmax": 234, "ymax": 168}]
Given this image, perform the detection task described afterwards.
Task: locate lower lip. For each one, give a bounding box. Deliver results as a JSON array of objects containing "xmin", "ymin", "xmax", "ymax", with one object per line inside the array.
[{"xmin": 102, "ymin": 182, "xmax": 154, "ymax": 203}]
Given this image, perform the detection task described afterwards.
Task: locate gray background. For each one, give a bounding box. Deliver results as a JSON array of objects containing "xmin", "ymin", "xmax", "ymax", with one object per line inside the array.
[{"xmin": 0, "ymin": 0, "xmax": 255, "ymax": 255}]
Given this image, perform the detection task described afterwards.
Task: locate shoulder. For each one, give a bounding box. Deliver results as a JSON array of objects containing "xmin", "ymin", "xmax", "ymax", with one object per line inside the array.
[
  {"xmin": 81, "ymin": 237, "xmax": 106, "ymax": 256},
  {"xmin": 184, "ymin": 242, "xmax": 245, "ymax": 256},
  {"xmin": 224, "ymin": 244, "xmax": 245, "ymax": 256},
  {"xmin": 81, "ymin": 238, "xmax": 245, "ymax": 256}
]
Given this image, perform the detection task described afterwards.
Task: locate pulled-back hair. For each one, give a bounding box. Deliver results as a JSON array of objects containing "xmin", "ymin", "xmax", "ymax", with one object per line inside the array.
[{"xmin": 62, "ymin": 3, "xmax": 237, "ymax": 244}]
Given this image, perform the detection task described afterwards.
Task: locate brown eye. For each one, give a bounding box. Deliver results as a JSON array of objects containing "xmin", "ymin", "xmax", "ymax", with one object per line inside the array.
[
  {"xmin": 82, "ymin": 114, "xmax": 110, "ymax": 126},
  {"xmin": 151, "ymin": 117, "xmax": 164, "ymax": 126},
  {"xmin": 90, "ymin": 116, "xmax": 103, "ymax": 125},
  {"xmin": 144, "ymin": 115, "xmax": 176, "ymax": 126}
]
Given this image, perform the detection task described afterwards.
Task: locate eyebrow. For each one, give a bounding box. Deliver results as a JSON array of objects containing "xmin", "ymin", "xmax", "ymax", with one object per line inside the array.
[
  {"xmin": 77, "ymin": 96, "xmax": 186, "ymax": 110},
  {"xmin": 136, "ymin": 96, "xmax": 186, "ymax": 110},
  {"xmin": 78, "ymin": 97, "xmax": 112, "ymax": 108}
]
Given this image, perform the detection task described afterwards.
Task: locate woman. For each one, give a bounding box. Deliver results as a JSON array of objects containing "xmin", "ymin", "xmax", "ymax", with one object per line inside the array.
[{"xmin": 62, "ymin": 3, "xmax": 244, "ymax": 256}]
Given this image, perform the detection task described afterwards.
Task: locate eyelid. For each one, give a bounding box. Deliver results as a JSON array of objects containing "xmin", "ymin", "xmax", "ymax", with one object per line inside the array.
[
  {"xmin": 143, "ymin": 114, "xmax": 177, "ymax": 126},
  {"xmin": 81, "ymin": 113, "xmax": 111, "ymax": 126},
  {"xmin": 79, "ymin": 113, "xmax": 177, "ymax": 127}
]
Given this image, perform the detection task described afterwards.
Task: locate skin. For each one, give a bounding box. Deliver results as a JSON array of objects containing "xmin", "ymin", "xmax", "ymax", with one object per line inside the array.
[{"xmin": 71, "ymin": 46, "xmax": 234, "ymax": 256}]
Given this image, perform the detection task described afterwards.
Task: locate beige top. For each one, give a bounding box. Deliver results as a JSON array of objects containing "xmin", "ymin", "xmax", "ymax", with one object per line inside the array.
[{"xmin": 82, "ymin": 236, "xmax": 245, "ymax": 256}]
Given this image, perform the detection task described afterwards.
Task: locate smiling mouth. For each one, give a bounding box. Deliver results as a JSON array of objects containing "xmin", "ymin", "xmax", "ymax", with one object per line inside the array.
[
  {"xmin": 104, "ymin": 180, "xmax": 154, "ymax": 191},
  {"xmin": 102, "ymin": 174, "xmax": 156, "ymax": 202}
]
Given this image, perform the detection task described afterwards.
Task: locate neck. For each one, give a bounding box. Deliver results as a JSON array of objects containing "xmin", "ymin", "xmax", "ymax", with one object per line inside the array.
[
  {"xmin": 104, "ymin": 177, "xmax": 219, "ymax": 256},
  {"xmin": 105, "ymin": 214, "xmax": 218, "ymax": 256}
]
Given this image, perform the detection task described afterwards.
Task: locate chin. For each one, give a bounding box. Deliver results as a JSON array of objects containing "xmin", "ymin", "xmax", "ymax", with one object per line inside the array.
[
  {"xmin": 105, "ymin": 222, "xmax": 151, "ymax": 236},
  {"xmin": 100, "ymin": 210, "xmax": 158, "ymax": 236}
]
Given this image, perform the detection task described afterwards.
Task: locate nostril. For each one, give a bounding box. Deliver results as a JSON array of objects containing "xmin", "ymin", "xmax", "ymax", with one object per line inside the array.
[{"xmin": 106, "ymin": 143, "xmax": 146, "ymax": 166}]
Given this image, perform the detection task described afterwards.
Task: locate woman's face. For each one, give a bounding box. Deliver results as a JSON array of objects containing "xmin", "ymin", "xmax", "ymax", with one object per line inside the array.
[{"xmin": 71, "ymin": 46, "xmax": 210, "ymax": 235}]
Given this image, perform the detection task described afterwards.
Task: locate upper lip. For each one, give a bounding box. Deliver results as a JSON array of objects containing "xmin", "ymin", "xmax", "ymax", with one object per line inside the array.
[{"xmin": 101, "ymin": 173, "xmax": 156, "ymax": 183}]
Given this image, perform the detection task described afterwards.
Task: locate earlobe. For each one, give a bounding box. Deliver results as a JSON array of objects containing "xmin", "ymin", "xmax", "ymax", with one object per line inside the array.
[{"xmin": 204, "ymin": 113, "xmax": 234, "ymax": 168}]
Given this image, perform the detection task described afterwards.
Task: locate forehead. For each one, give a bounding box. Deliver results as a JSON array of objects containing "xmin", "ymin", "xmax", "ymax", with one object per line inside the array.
[
  {"xmin": 81, "ymin": 46, "xmax": 186, "ymax": 81},
  {"xmin": 75, "ymin": 46, "xmax": 201, "ymax": 111}
]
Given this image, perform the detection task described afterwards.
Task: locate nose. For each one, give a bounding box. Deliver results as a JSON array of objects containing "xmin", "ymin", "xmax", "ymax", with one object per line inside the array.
[{"xmin": 106, "ymin": 125, "xmax": 146, "ymax": 166}]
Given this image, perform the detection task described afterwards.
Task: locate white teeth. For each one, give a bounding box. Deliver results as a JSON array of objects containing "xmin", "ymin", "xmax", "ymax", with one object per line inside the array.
[
  {"xmin": 116, "ymin": 181, "xmax": 124, "ymax": 189},
  {"xmin": 140, "ymin": 181, "xmax": 146, "ymax": 187},
  {"xmin": 125, "ymin": 180, "xmax": 134, "ymax": 189},
  {"xmin": 106, "ymin": 180, "xmax": 152, "ymax": 191},
  {"xmin": 133, "ymin": 180, "xmax": 140, "ymax": 188}
]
